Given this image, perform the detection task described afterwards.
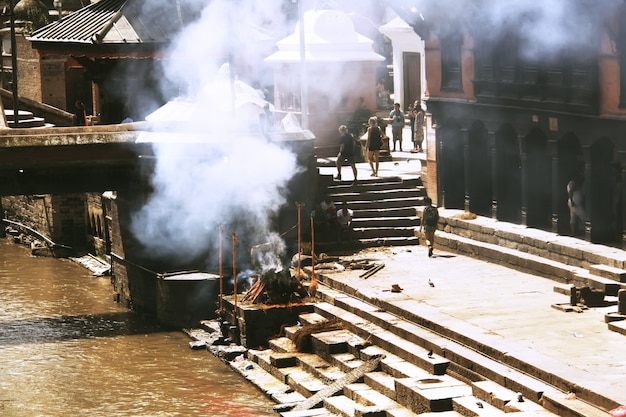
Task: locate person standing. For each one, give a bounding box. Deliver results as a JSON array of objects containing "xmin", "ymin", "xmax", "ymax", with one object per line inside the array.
[
  {"xmin": 389, "ymin": 103, "xmax": 405, "ymax": 152},
  {"xmin": 366, "ymin": 116, "xmax": 383, "ymax": 177},
  {"xmin": 335, "ymin": 125, "xmax": 358, "ymax": 185},
  {"xmin": 420, "ymin": 197, "xmax": 440, "ymax": 257},
  {"xmin": 412, "ymin": 101, "xmax": 425, "ymax": 153},
  {"xmin": 259, "ymin": 103, "xmax": 275, "ymax": 138},
  {"xmin": 567, "ymin": 174, "xmax": 585, "ymax": 237},
  {"xmin": 74, "ymin": 100, "xmax": 87, "ymax": 126}
]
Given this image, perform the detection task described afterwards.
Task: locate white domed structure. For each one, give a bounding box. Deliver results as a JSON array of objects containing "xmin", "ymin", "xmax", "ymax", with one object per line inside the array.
[{"xmin": 265, "ymin": 8, "xmax": 384, "ymax": 148}]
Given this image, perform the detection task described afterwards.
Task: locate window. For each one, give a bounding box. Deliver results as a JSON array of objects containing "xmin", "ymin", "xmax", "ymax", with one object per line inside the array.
[{"xmin": 440, "ymin": 31, "xmax": 463, "ymax": 92}]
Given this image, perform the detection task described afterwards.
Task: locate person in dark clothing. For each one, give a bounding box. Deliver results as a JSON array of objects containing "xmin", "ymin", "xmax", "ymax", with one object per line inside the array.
[
  {"xmin": 420, "ymin": 197, "xmax": 440, "ymax": 257},
  {"xmin": 74, "ymin": 100, "xmax": 87, "ymax": 126},
  {"xmin": 366, "ymin": 116, "xmax": 383, "ymax": 177},
  {"xmin": 335, "ymin": 125, "xmax": 358, "ymax": 185}
]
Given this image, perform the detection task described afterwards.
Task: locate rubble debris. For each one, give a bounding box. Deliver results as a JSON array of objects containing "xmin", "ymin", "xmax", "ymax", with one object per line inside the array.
[{"xmin": 359, "ymin": 262, "xmax": 385, "ymax": 279}]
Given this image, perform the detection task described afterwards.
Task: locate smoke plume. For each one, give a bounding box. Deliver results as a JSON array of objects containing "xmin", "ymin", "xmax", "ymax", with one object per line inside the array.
[{"xmin": 129, "ymin": 0, "xmax": 300, "ymax": 271}]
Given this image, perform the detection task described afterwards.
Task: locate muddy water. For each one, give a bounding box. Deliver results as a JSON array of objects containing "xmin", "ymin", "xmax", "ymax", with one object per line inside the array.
[{"xmin": 0, "ymin": 240, "xmax": 275, "ymax": 417}]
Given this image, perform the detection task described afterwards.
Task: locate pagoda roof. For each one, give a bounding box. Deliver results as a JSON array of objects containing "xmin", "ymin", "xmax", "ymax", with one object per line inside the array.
[{"xmin": 29, "ymin": 0, "xmax": 202, "ymax": 58}]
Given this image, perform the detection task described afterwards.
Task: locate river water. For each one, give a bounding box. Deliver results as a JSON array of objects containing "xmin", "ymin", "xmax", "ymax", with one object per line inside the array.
[{"xmin": 0, "ymin": 240, "xmax": 276, "ymax": 417}]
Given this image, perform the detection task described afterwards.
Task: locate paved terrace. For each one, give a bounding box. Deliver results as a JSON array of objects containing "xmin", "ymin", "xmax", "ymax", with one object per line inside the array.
[{"xmin": 314, "ymin": 145, "xmax": 626, "ymax": 412}]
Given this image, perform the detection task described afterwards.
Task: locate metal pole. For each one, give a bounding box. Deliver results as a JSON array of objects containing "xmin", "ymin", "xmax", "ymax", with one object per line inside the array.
[
  {"xmin": 310, "ymin": 216, "xmax": 315, "ymax": 281},
  {"xmin": 298, "ymin": 0, "xmax": 308, "ymax": 130},
  {"xmin": 296, "ymin": 202, "xmax": 304, "ymax": 281},
  {"xmin": 9, "ymin": 0, "xmax": 18, "ymax": 127},
  {"xmin": 232, "ymin": 231, "xmax": 237, "ymax": 310},
  {"xmin": 218, "ymin": 224, "xmax": 223, "ymax": 314}
]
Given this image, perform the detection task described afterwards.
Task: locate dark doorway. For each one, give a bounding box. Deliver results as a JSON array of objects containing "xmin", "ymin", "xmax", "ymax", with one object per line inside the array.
[
  {"xmin": 468, "ymin": 121, "xmax": 492, "ymax": 216},
  {"xmin": 439, "ymin": 124, "xmax": 465, "ymax": 209},
  {"xmin": 557, "ymin": 133, "xmax": 584, "ymax": 235},
  {"xmin": 523, "ymin": 128, "xmax": 550, "ymax": 229},
  {"xmin": 495, "ymin": 124, "xmax": 521, "ymax": 223},
  {"xmin": 590, "ymin": 138, "xmax": 617, "ymax": 243},
  {"xmin": 403, "ymin": 52, "xmax": 421, "ymax": 110}
]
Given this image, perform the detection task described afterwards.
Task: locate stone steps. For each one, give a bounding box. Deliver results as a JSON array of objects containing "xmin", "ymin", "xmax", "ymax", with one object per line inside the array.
[
  {"xmin": 432, "ymin": 216, "xmax": 626, "ymax": 297},
  {"xmin": 5, "ymin": 109, "xmax": 52, "ymax": 128},
  {"xmin": 321, "ymin": 175, "xmax": 425, "ymax": 248},
  {"xmin": 221, "ymin": 286, "xmax": 606, "ymax": 417},
  {"xmin": 309, "ymin": 283, "xmax": 611, "ymax": 417}
]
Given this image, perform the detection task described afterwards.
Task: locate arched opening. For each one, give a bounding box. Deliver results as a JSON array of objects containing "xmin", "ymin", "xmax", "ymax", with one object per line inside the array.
[
  {"xmin": 523, "ymin": 128, "xmax": 550, "ymax": 229},
  {"xmin": 439, "ymin": 124, "xmax": 465, "ymax": 209},
  {"xmin": 468, "ymin": 121, "xmax": 492, "ymax": 216},
  {"xmin": 557, "ymin": 133, "xmax": 584, "ymax": 235},
  {"xmin": 590, "ymin": 138, "xmax": 618, "ymax": 243},
  {"xmin": 495, "ymin": 124, "xmax": 521, "ymax": 223}
]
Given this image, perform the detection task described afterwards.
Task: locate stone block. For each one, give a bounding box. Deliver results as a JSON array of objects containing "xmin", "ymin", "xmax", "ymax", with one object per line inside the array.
[
  {"xmin": 364, "ymin": 371, "xmax": 397, "ymax": 400},
  {"xmin": 332, "ymin": 352, "xmax": 366, "ymax": 374},
  {"xmin": 589, "ymin": 264, "xmax": 626, "ymax": 282},
  {"xmin": 270, "ymin": 352, "xmax": 299, "ymax": 368},
  {"xmin": 287, "ymin": 369, "xmax": 328, "ymax": 397},
  {"xmin": 395, "ymin": 377, "xmax": 472, "ymax": 414},
  {"xmin": 310, "ymin": 330, "xmax": 350, "ymax": 360},
  {"xmin": 348, "ymin": 384, "xmax": 397, "ymax": 410},
  {"xmin": 382, "ymin": 358, "xmax": 431, "ymax": 379},
  {"xmin": 541, "ymin": 390, "xmax": 608, "ymax": 417},
  {"xmin": 472, "ymin": 380, "xmax": 521, "ymax": 410},
  {"xmin": 452, "ymin": 395, "xmax": 507, "ymax": 416},
  {"xmin": 270, "ymin": 336, "xmax": 297, "ymax": 353}
]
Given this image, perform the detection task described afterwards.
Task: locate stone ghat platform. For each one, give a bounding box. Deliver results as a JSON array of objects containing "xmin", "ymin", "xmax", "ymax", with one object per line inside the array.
[
  {"xmin": 195, "ymin": 295, "xmax": 603, "ymax": 417},
  {"xmin": 184, "ymin": 210, "xmax": 626, "ymax": 416},
  {"xmin": 187, "ymin": 247, "xmax": 625, "ymax": 417}
]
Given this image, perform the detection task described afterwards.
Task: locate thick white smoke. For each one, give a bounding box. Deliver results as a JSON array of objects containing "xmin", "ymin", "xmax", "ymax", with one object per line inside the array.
[
  {"xmin": 415, "ymin": 0, "xmax": 622, "ymax": 59},
  {"xmin": 129, "ymin": 0, "xmax": 301, "ymax": 270}
]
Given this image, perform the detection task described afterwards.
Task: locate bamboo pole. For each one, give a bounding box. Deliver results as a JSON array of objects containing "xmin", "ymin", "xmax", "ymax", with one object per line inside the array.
[
  {"xmin": 310, "ymin": 216, "xmax": 315, "ymax": 281},
  {"xmin": 218, "ymin": 224, "xmax": 223, "ymax": 314},
  {"xmin": 232, "ymin": 231, "xmax": 237, "ymax": 310},
  {"xmin": 296, "ymin": 202, "xmax": 303, "ymax": 281}
]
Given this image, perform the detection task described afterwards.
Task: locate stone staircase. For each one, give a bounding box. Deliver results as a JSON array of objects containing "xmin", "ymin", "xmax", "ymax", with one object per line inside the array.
[
  {"xmin": 219, "ymin": 289, "xmax": 608, "ymax": 417},
  {"xmin": 319, "ymin": 176, "xmax": 425, "ymax": 249},
  {"xmin": 430, "ymin": 208, "xmax": 626, "ymax": 303},
  {"xmin": 5, "ymin": 109, "xmax": 54, "ymax": 128}
]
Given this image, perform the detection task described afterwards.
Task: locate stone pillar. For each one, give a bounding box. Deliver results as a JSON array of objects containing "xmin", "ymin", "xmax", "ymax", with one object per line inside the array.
[
  {"xmin": 618, "ymin": 152, "xmax": 626, "ymax": 246},
  {"xmin": 489, "ymin": 132, "xmax": 498, "ymax": 220},
  {"xmin": 583, "ymin": 157, "xmax": 592, "ymax": 242},
  {"xmin": 0, "ymin": 197, "xmax": 4, "ymax": 238},
  {"xmin": 462, "ymin": 128, "xmax": 470, "ymax": 212},
  {"xmin": 551, "ymin": 154, "xmax": 560, "ymax": 233},
  {"xmin": 520, "ymin": 150, "xmax": 528, "ymax": 227},
  {"xmin": 547, "ymin": 138, "xmax": 559, "ymax": 234}
]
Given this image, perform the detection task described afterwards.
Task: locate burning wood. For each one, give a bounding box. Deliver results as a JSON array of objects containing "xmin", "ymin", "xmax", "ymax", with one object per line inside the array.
[{"xmin": 241, "ymin": 268, "xmax": 308, "ymax": 305}]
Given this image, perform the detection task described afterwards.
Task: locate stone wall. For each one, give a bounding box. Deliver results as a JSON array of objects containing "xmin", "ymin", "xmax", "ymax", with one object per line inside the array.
[{"xmin": 1, "ymin": 191, "xmax": 115, "ymax": 257}]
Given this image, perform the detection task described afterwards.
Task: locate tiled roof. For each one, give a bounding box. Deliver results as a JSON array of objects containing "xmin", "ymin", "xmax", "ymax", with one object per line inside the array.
[{"xmin": 29, "ymin": 0, "xmax": 195, "ymax": 47}]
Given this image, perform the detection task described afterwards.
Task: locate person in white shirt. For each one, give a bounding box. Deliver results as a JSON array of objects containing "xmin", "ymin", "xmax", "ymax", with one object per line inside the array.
[{"xmin": 336, "ymin": 201, "xmax": 354, "ymax": 243}]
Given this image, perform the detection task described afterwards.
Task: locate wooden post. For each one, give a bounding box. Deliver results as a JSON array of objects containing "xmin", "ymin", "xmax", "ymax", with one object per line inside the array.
[
  {"xmin": 232, "ymin": 231, "xmax": 237, "ymax": 310},
  {"xmin": 218, "ymin": 224, "xmax": 223, "ymax": 314},
  {"xmin": 310, "ymin": 216, "xmax": 315, "ymax": 281}
]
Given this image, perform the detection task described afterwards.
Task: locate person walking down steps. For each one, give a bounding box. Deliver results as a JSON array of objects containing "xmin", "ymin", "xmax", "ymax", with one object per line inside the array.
[
  {"xmin": 335, "ymin": 125, "xmax": 358, "ymax": 185},
  {"xmin": 420, "ymin": 197, "xmax": 439, "ymax": 257}
]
